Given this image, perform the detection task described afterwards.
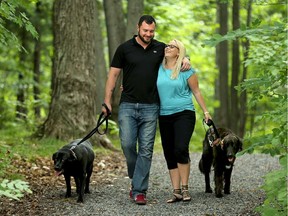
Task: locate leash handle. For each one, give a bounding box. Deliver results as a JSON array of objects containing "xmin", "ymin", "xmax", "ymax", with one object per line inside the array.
[
  {"xmin": 96, "ymin": 103, "xmax": 112, "ymax": 135},
  {"xmin": 102, "ymin": 103, "xmax": 111, "ymax": 116},
  {"xmin": 76, "ymin": 104, "xmax": 111, "ymax": 145},
  {"xmin": 95, "ymin": 112, "xmax": 109, "ymax": 135},
  {"xmin": 203, "ymin": 119, "xmax": 220, "ymax": 138}
]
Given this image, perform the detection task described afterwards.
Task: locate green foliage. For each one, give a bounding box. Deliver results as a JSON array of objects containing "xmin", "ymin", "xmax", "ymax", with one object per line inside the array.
[
  {"xmin": 0, "ymin": 0, "xmax": 38, "ymax": 50},
  {"xmin": 0, "ymin": 0, "xmax": 53, "ymax": 130},
  {"xmin": 144, "ymin": 1, "xmax": 220, "ymax": 148},
  {"xmin": 0, "ymin": 179, "xmax": 32, "ymax": 200},
  {"xmin": 204, "ymin": 14, "xmax": 287, "ymax": 215},
  {"xmin": 0, "ymin": 147, "xmax": 13, "ymax": 179},
  {"xmin": 107, "ymin": 118, "xmax": 119, "ymax": 135},
  {"xmin": 255, "ymin": 155, "xmax": 287, "ymax": 216},
  {"xmin": 0, "ymin": 145, "xmax": 32, "ymax": 200},
  {"xmin": 0, "ymin": 124, "xmax": 68, "ymax": 201},
  {"xmin": 237, "ymin": 21, "xmax": 286, "ymax": 156}
]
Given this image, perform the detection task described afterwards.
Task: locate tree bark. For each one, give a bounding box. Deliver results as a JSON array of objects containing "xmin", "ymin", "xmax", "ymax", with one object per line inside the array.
[
  {"xmin": 42, "ymin": 0, "xmax": 99, "ymax": 142},
  {"xmin": 125, "ymin": 0, "xmax": 144, "ymax": 40},
  {"xmin": 239, "ymin": 0, "xmax": 253, "ymax": 138},
  {"xmin": 103, "ymin": 0, "xmax": 126, "ymax": 120},
  {"xmin": 33, "ymin": 1, "xmax": 41, "ymax": 119},
  {"xmin": 94, "ymin": 1, "xmax": 107, "ymax": 113},
  {"xmin": 16, "ymin": 28, "xmax": 28, "ymax": 120},
  {"xmin": 231, "ymin": 0, "xmax": 240, "ymax": 133},
  {"xmin": 215, "ymin": 0, "xmax": 229, "ymax": 127},
  {"xmin": 103, "ymin": 0, "xmax": 143, "ymax": 120}
]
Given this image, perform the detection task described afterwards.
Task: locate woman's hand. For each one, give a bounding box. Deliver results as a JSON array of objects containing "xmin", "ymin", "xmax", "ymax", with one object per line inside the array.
[{"xmin": 204, "ymin": 112, "xmax": 212, "ymax": 124}]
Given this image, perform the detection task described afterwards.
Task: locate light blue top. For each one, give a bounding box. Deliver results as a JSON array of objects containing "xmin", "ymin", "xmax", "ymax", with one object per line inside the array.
[{"xmin": 157, "ymin": 64, "xmax": 196, "ymax": 115}]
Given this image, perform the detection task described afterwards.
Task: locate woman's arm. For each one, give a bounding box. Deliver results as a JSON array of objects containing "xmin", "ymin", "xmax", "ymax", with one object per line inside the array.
[{"xmin": 188, "ymin": 74, "xmax": 212, "ymax": 122}]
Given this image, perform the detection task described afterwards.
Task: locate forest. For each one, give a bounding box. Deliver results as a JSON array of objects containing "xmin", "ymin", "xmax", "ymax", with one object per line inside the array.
[{"xmin": 0, "ymin": 0, "xmax": 287, "ymax": 215}]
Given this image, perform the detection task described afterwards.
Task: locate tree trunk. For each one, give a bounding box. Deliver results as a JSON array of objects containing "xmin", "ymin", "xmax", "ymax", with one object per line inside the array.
[
  {"xmin": 231, "ymin": 0, "xmax": 240, "ymax": 133},
  {"xmin": 103, "ymin": 0, "xmax": 143, "ymax": 120},
  {"xmin": 33, "ymin": 1, "xmax": 41, "ymax": 119},
  {"xmin": 16, "ymin": 28, "xmax": 28, "ymax": 120},
  {"xmin": 239, "ymin": 0, "xmax": 253, "ymax": 138},
  {"xmin": 42, "ymin": 0, "xmax": 99, "ymax": 142},
  {"xmin": 125, "ymin": 0, "xmax": 144, "ymax": 40},
  {"xmin": 103, "ymin": 0, "xmax": 126, "ymax": 120},
  {"xmin": 104, "ymin": 0, "xmax": 126, "ymax": 62},
  {"xmin": 215, "ymin": 0, "xmax": 229, "ymax": 127},
  {"xmin": 94, "ymin": 1, "xmax": 107, "ymax": 113}
]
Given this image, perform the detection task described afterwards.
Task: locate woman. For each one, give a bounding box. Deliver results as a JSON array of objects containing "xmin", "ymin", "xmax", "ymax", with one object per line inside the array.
[{"xmin": 157, "ymin": 39, "xmax": 212, "ymax": 203}]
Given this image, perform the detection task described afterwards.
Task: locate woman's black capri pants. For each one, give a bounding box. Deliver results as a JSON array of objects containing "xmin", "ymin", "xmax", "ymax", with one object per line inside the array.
[{"xmin": 159, "ymin": 110, "xmax": 196, "ymax": 170}]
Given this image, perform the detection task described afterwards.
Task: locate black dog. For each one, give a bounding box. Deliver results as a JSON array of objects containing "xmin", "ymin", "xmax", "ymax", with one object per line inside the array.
[
  {"xmin": 199, "ymin": 128, "xmax": 243, "ymax": 198},
  {"xmin": 52, "ymin": 139, "xmax": 95, "ymax": 202}
]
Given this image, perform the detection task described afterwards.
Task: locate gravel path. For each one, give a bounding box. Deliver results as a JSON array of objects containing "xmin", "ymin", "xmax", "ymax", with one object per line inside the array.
[{"xmin": 33, "ymin": 152, "xmax": 279, "ymax": 216}]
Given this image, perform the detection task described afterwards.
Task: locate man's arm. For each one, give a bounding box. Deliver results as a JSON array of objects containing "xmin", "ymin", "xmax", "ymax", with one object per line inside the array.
[
  {"xmin": 180, "ymin": 57, "xmax": 191, "ymax": 71},
  {"xmin": 102, "ymin": 67, "xmax": 121, "ymax": 115}
]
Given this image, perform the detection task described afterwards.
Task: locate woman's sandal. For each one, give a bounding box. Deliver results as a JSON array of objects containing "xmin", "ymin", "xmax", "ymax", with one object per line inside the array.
[
  {"xmin": 182, "ymin": 185, "xmax": 191, "ymax": 202},
  {"xmin": 166, "ymin": 189, "xmax": 183, "ymax": 203}
]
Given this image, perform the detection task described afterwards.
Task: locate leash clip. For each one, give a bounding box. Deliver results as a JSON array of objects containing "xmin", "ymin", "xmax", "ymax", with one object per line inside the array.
[{"xmin": 69, "ymin": 145, "xmax": 78, "ymax": 159}]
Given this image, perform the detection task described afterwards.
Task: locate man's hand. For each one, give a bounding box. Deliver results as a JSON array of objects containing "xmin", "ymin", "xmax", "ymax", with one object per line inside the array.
[
  {"xmin": 101, "ymin": 102, "xmax": 112, "ymax": 116},
  {"xmin": 180, "ymin": 57, "xmax": 191, "ymax": 71}
]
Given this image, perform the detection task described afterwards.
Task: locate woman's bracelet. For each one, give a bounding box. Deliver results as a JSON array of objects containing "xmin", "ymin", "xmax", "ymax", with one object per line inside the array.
[{"xmin": 204, "ymin": 112, "xmax": 209, "ymax": 115}]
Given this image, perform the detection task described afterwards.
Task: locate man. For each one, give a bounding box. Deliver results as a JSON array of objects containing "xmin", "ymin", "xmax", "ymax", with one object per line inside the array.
[{"xmin": 102, "ymin": 15, "xmax": 190, "ymax": 205}]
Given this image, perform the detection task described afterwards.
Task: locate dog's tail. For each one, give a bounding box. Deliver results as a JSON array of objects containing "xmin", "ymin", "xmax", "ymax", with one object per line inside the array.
[{"xmin": 199, "ymin": 154, "xmax": 213, "ymax": 174}]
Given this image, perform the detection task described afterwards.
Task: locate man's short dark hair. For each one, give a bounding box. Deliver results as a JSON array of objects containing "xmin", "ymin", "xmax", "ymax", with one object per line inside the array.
[{"xmin": 138, "ymin": 15, "xmax": 156, "ymax": 26}]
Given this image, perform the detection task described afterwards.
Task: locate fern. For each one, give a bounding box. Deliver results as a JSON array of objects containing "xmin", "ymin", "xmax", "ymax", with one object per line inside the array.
[{"xmin": 0, "ymin": 179, "xmax": 32, "ymax": 200}]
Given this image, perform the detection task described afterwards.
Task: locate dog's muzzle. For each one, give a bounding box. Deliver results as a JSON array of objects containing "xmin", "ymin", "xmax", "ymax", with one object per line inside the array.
[
  {"xmin": 227, "ymin": 156, "xmax": 235, "ymax": 163},
  {"xmin": 54, "ymin": 167, "xmax": 64, "ymax": 176},
  {"xmin": 225, "ymin": 155, "xmax": 235, "ymax": 169}
]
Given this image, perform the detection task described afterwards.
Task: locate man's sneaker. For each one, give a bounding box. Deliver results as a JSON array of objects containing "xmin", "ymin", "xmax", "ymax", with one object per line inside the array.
[{"xmin": 134, "ymin": 194, "xmax": 147, "ymax": 205}]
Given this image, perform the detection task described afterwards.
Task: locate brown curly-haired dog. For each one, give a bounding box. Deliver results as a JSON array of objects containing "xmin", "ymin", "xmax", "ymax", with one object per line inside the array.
[{"xmin": 199, "ymin": 128, "xmax": 243, "ymax": 198}]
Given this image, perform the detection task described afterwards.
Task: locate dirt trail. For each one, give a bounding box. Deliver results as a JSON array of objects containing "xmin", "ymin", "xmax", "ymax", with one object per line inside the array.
[{"xmin": 0, "ymin": 152, "xmax": 280, "ymax": 216}]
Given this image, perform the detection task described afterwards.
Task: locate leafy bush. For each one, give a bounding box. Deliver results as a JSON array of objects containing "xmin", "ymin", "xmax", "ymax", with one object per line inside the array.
[
  {"xmin": 0, "ymin": 0, "xmax": 38, "ymax": 50},
  {"xmin": 0, "ymin": 146, "xmax": 32, "ymax": 200},
  {"xmin": 0, "ymin": 147, "xmax": 11, "ymax": 178},
  {"xmin": 256, "ymin": 155, "xmax": 287, "ymax": 215},
  {"xmin": 0, "ymin": 179, "xmax": 32, "ymax": 200}
]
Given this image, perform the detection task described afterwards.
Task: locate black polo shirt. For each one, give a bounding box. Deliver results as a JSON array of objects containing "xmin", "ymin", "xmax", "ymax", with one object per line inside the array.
[{"xmin": 111, "ymin": 35, "xmax": 165, "ymax": 104}]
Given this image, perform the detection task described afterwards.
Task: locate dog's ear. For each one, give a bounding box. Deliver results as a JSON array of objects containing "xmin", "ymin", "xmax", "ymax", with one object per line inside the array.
[
  {"xmin": 237, "ymin": 137, "xmax": 243, "ymax": 151},
  {"xmin": 52, "ymin": 153, "xmax": 57, "ymax": 160}
]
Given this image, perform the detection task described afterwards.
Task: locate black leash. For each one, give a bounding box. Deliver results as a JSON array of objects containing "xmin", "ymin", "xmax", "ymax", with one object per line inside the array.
[
  {"xmin": 76, "ymin": 103, "xmax": 111, "ymax": 146},
  {"xmin": 203, "ymin": 119, "xmax": 220, "ymax": 146}
]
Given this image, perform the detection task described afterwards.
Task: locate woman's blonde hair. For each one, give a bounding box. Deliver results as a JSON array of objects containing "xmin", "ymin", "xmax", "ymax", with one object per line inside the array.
[{"xmin": 162, "ymin": 39, "xmax": 186, "ymax": 79}]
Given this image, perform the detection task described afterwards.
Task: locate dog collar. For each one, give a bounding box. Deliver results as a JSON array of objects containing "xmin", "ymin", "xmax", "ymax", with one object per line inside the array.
[{"xmin": 211, "ymin": 138, "xmax": 224, "ymax": 149}]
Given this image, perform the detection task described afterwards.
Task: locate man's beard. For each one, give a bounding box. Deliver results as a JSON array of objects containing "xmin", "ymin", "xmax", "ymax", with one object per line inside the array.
[{"xmin": 138, "ymin": 33, "xmax": 153, "ymax": 44}]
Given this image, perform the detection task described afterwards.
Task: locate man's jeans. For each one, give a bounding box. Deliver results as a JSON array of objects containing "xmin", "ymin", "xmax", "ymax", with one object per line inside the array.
[{"xmin": 118, "ymin": 102, "xmax": 159, "ymax": 197}]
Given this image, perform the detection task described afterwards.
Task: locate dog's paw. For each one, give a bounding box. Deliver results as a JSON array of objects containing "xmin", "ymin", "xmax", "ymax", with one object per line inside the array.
[
  {"xmin": 84, "ymin": 190, "xmax": 91, "ymax": 194},
  {"xmin": 205, "ymin": 188, "xmax": 213, "ymax": 193},
  {"xmin": 224, "ymin": 190, "xmax": 230, "ymax": 194},
  {"xmin": 65, "ymin": 193, "xmax": 71, "ymax": 198},
  {"xmin": 215, "ymin": 193, "xmax": 223, "ymax": 198},
  {"xmin": 77, "ymin": 197, "xmax": 84, "ymax": 203}
]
